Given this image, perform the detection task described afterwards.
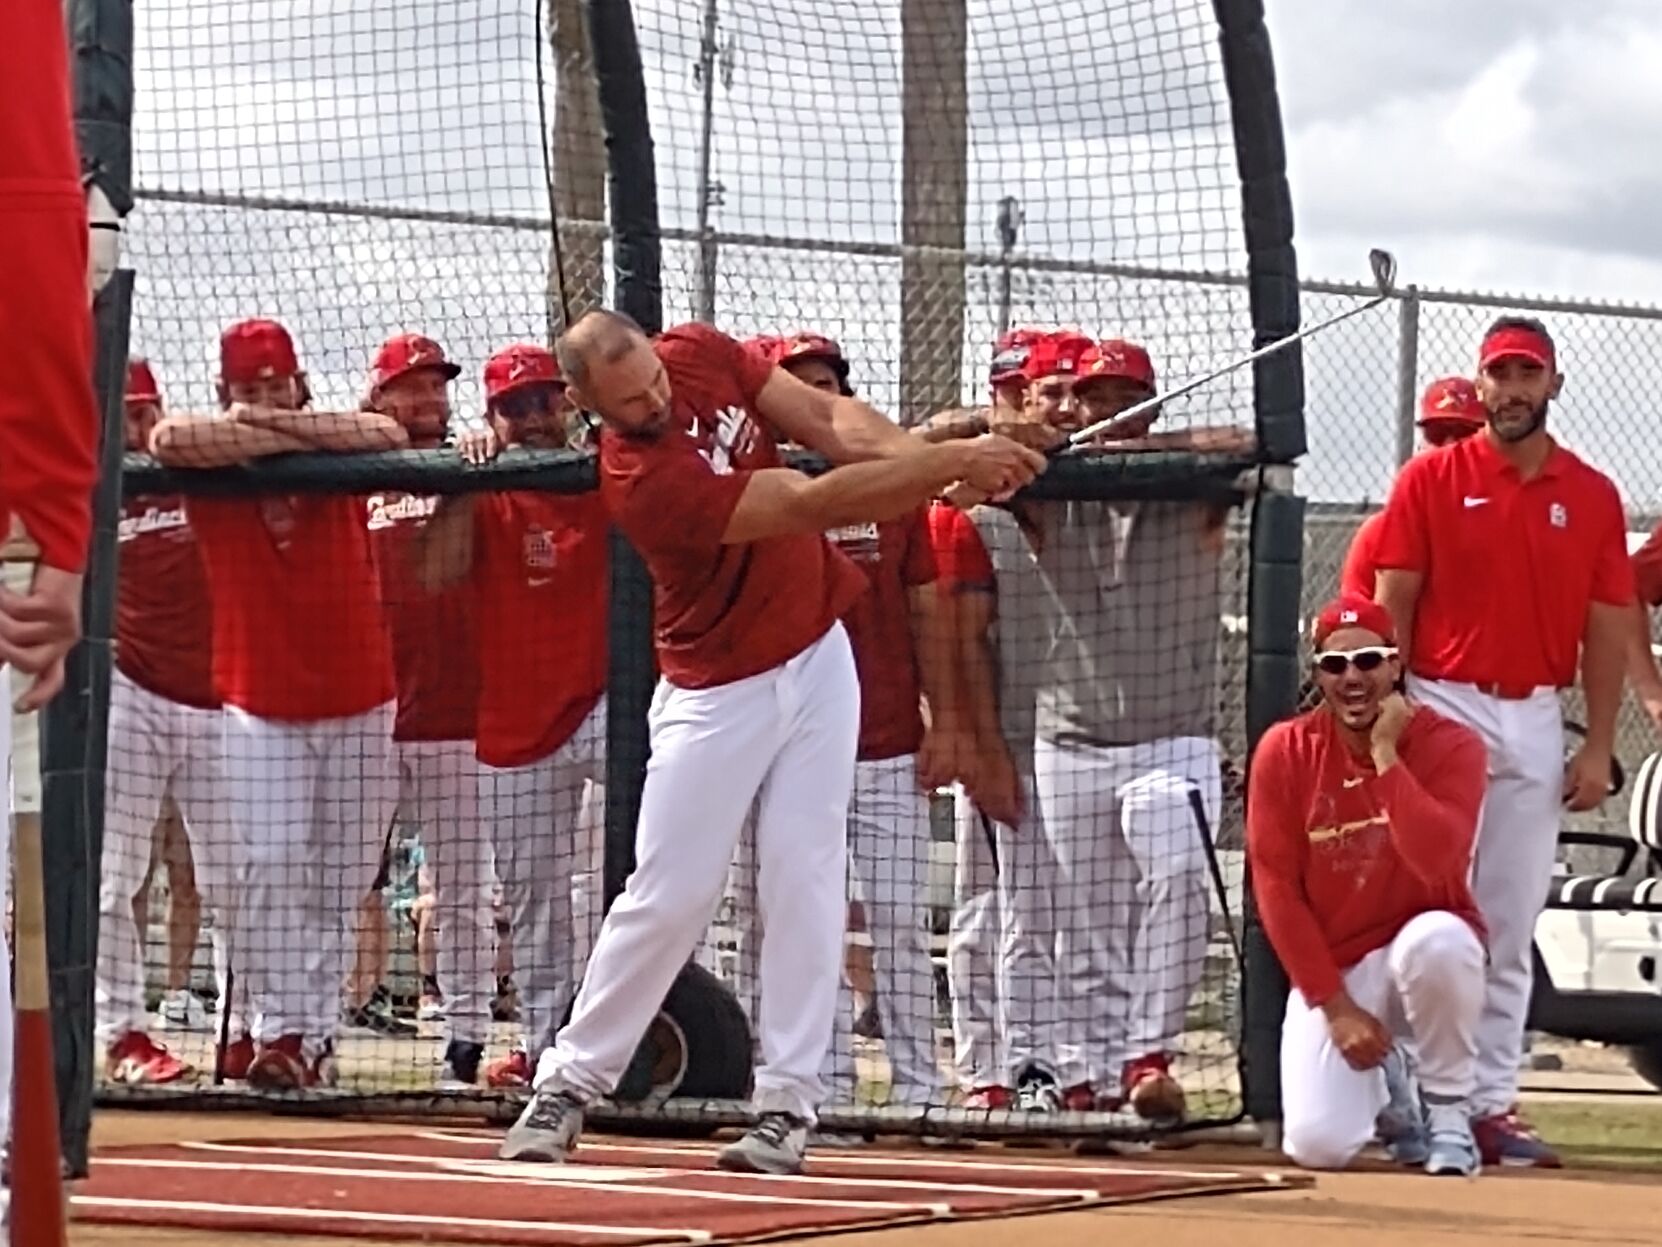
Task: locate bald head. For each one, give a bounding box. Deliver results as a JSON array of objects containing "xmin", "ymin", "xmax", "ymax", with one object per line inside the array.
[
  {"xmin": 554, "ymin": 309, "xmax": 647, "ymax": 391},
  {"xmin": 556, "ymin": 309, "xmax": 673, "ymax": 438}
]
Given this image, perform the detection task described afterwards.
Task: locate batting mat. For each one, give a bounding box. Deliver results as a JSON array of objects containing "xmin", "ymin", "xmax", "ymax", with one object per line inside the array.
[{"xmin": 71, "ymin": 1129, "xmax": 1304, "ymax": 1245}]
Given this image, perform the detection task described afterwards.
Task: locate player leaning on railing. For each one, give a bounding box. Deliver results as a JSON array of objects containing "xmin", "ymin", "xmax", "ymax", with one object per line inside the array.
[{"xmin": 149, "ymin": 320, "xmax": 409, "ymax": 1090}]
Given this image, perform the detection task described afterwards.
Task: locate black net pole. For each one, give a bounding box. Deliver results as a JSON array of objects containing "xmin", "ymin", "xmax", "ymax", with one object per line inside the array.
[
  {"xmin": 584, "ymin": 0, "xmax": 661, "ymax": 909},
  {"xmin": 1216, "ymin": 0, "xmax": 1305, "ymax": 1128},
  {"xmin": 42, "ymin": 269, "xmax": 132, "ymax": 1178}
]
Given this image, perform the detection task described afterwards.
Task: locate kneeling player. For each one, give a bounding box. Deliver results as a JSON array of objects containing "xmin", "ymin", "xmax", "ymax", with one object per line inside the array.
[{"xmin": 1246, "ymin": 597, "xmax": 1486, "ymax": 1175}]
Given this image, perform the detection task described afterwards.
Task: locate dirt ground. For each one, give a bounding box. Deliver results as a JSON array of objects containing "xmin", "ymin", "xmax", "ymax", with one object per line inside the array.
[{"xmin": 64, "ymin": 1108, "xmax": 1661, "ymax": 1247}]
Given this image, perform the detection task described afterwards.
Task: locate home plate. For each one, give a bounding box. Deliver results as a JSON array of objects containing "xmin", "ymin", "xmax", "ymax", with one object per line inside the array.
[{"xmin": 73, "ymin": 1132, "xmax": 1307, "ymax": 1246}]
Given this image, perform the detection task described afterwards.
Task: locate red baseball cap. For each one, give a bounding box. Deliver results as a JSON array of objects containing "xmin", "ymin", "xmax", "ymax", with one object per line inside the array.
[
  {"xmin": 369, "ymin": 333, "xmax": 462, "ymax": 392},
  {"xmin": 772, "ymin": 332, "xmax": 853, "ymax": 394},
  {"xmin": 989, "ymin": 327, "xmax": 1044, "ymax": 385},
  {"xmin": 220, "ymin": 318, "xmax": 300, "ymax": 384},
  {"xmin": 1312, "ymin": 595, "xmax": 1396, "ymax": 648},
  {"xmin": 1076, "ymin": 339, "xmax": 1157, "ymax": 391},
  {"xmin": 1417, "ymin": 376, "xmax": 1485, "ymax": 427},
  {"xmin": 125, "ymin": 357, "xmax": 161, "ymax": 405},
  {"xmin": 1478, "ymin": 324, "xmax": 1555, "ymax": 372},
  {"xmin": 1020, "ymin": 330, "xmax": 1093, "ymax": 382},
  {"xmin": 484, "ymin": 343, "xmax": 561, "ymax": 401}
]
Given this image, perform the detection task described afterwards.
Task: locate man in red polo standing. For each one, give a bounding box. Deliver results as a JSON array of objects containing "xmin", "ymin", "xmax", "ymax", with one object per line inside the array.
[
  {"xmin": 150, "ymin": 319, "xmax": 409, "ymax": 1089},
  {"xmin": 1374, "ymin": 315, "xmax": 1633, "ymax": 1166},
  {"xmin": 1341, "ymin": 377, "xmax": 1486, "ymax": 600}
]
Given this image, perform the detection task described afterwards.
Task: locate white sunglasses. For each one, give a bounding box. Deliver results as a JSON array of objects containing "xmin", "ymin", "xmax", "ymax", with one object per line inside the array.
[{"xmin": 1313, "ymin": 646, "xmax": 1398, "ymax": 676}]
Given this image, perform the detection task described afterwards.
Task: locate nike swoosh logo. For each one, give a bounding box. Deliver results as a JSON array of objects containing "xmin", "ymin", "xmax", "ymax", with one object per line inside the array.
[
  {"xmin": 1342, "ymin": 777, "xmax": 1364, "ymax": 788},
  {"xmin": 528, "ymin": 576, "xmax": 552, "ymax": 587},
  {"xmin": 1463, "ymin": 496, "xmax": 1490, "ymax": 508}
]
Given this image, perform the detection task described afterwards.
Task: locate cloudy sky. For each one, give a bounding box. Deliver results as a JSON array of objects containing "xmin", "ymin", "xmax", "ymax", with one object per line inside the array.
[{"xmin": 122, "ymin": 0, "xmax": 1662, "ymax": 504}]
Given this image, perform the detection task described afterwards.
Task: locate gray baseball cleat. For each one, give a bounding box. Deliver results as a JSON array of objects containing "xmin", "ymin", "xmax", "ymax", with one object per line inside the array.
[
  {"xmin": 1377, "ymin": 1046, "xmax": 1429, "ymax": 1166},
  {"xmin": 1423, "ymin": 1099, "xmax": 1481, "ymax": 1177},
  {"xmin": 499, "ymin": 1086, "xmax": 585, "ymax": 1162},
  {"xmin": 717, "ymin": 1112, "xmax": 810, "ymax": 1175}
]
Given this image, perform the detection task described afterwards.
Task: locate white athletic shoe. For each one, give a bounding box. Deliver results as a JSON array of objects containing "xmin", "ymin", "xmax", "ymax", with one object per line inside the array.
[
  {"xmin": 156, "ymin": 989, "xmax": 213, "ymax": 1031},
  {"xmin": 1424, "ymin": 1100, "xmax": 1481, "ymax": 1177},
  {"xmin": 717, "ymin": 1113, "xmax": 810, "ymax": 1175},
  {"xmin": 499, "ymin": 1087, "xmax": 585, "ymax": 1162}
]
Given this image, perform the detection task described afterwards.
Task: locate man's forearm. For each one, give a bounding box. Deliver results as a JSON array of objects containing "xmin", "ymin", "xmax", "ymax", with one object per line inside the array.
[
  {"xmin": 1582, "ymin": 602, "xmax": 1630, "ymax": 753},
  {"xmin": 1375, "ymin": 569, "xmax": 1423, "ymax": 669},
  {"xmin": 823, "ymin": 397, "xmax": 935, "ymax": 463},
  {"xmin": 797, "ymin": 444, "xmax": 970, "ymax": 529},
  {"xmin": 149, "ymin": 417, "xmax": 311, "ymax": 468},
  {"xmin": 910, "ymin": 587, "xmax": 961, "ymax": 732},
  {"xmin": 911, "ymin": 407, "xmax": 989, "ymax": 444},
  {"xmin": 234, "ymin": 407, "xmax": 408, "ymax": 454},
  {"xmin": 1628, "ymin": 601, "xmax": 1662, "ymax": 697}
]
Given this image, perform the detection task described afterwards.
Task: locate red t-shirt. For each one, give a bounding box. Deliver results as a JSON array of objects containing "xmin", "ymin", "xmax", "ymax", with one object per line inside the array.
[
  {"xmin": 369, "ymin": 493, "xmax": 480, "ymax": 743},
  {"xmin": 116, "ymin": 496, "xmax": 219, "ymax": 711},
  {"xmin": 1373, "ymin": 435, "xmax": 1634, "ymax": 689},
  {"xmin": 829, "ymin": 507, "xmax": 936, "ymax": 760},
  {"xmin": 188, "ymin": 494, "xmax": 395, "ymax": 721},
  {"xmin": 599, "ymin": 323, "xmax": 867, "ymax": 689},
  {"xmin": 1340, "ymin": 511, "xmax": 1384, "ymax": 600},
  {"xmin": 1246, "ymin": 705, "xmax": 1487, "ymax": 1005},
  {"xmin": 0, "ymin": 2, "xmax": 99, "ymax": 573},
  {"xmin": 473, "ymin": 490, "xmax": 609, "ymax": 768},
  {"xmin": 926, "ymin": 500, "xmax": 994, "ymax": 592}
]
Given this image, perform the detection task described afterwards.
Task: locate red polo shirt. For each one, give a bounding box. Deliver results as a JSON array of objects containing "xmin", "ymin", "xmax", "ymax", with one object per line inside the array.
[
  {"xmin": 830, "ymin": 507, "xmax": 936, "ymax": 760},
  {"xmin": 1339, "ymin": 511, "xmax": 1384, "ymax": 600},
  {"xmin": 599, "ymin": 323, "xmax": 866, "ymax": 689},
  {"xmin": 1373, "ymin": 435, "xmax": 1633, "ymax": 690},
  {"xmin": 116, "ymin": 496, "xmax": 219, "ymax": 711}
]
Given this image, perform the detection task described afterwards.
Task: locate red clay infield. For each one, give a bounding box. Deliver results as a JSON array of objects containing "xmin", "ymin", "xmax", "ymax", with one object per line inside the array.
[{"xmin": 71, "ymin": 1130, "xmax": 1303, "ymax": 1245}]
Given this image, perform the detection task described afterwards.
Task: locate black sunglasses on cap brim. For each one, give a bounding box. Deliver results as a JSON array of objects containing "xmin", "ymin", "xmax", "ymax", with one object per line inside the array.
[{"xmin": 1313, "ymin": 646, "xmax": 1397, "ymax": 676}]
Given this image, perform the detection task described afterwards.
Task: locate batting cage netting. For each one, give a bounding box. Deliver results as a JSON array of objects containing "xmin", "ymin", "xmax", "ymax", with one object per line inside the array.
[{"xmin": 78, "ymin": 0, "xmax": 1304, "ymax": 1143}]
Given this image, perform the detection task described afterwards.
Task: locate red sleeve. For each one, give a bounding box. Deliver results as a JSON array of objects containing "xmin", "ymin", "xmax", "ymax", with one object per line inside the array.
[
  {"xmin": 927, "ymin": 503, "xmax": 993, "ymax": 591},
  {"xmin": 1373, "ymin": 711, "xmax": 1485, "ymax": 889},
  {"xmin": 1245, "ymin": 719, "xmax": 1345, "ymax": 1005},
  {"xmin": 1632, "ymin": 521, "xmax": 1662, "ymax": 607},
  {"xmin": 600, "ymin": 436, "xmax": 749, "ymax": 558},
  {"xmin": 1371, "ymin": 458, "xmax": 1432, "ymax": 575},
  {"xmin": 0, "ymin": 1, "xmax": 100, "ymax": 572},
  {"xmin": 656, "ymin": 323, "xmax": 776, "ymax": 408},
  {"xmin": 1587, "ymin": 474, "xmax": 1636, "ymax": 607},
  {"xmin": 1339, "ymin": 514, "xmax": 1383, "ymax": 600},
  {"xmin": 898, "ymin": 506, "xmax": 936, "ymax": 588}
]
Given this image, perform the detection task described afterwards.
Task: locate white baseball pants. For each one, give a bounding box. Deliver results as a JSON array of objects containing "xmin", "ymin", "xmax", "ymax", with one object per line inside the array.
[
  {"xmin": 1280, "ymin": 910, "xmax": 1484, "ymax": 1170},
  {"xmin": 96, "ymin": 671, "xmax": 243, "ymax": 1045},
  {"xmin": 822, "ymin": 754, "xmax": 944, "ymax": 1105},
  {"xmin": 536, "ymin": 624, "xmax": 859, "ymax": 1123},
  {"xmin": 1037, "ymin": 735, "xmax": 1221, "ymax": 1085},
  {"xmin": 224, "ymin": 700, "xmax": 399, "ymax": 1051},
  {"xmin": 479, "ymin": 698, "xmax": 607, "ymax": 1059},
  {"xmin": 946, "ymin": 772, "xmax": 1070, "ymax": 1088},
  {"xmin": 397, "ymin": 740, "xmax": 497, "ymax": 1046},
  {"xmin": 1408, "ymin": 677, "xmax": 1563, "ymax": 1117}
]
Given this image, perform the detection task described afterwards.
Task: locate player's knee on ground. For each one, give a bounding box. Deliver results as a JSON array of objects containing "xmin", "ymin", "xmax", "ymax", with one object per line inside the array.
[
  {"xmin": 1389, "ymin": 908, "xmax": 1484, "ymax": 993},
  {"xmin": 1282, "ymin": 1111, "xmax": 1374, "ymax": 1171}
]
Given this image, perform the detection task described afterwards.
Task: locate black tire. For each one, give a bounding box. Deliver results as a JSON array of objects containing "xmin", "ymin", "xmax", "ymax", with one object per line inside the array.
[{"xmin": 1629, "ymin": 1040, "xmax": 1662, "ymax": 1091}]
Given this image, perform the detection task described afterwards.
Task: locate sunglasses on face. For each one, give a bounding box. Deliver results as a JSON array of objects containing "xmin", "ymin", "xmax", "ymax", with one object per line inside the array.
[{"xmin": 1314, "ymin": 646, "xmax": 1398, "ymax": 676}]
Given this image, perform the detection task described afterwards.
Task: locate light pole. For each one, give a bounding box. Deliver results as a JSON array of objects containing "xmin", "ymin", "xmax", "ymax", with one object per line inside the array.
[
  {"xmin": 995, "ymin": 194, "xmax": 1023, "ymax": 338},
  {"xmin": 693, "ymin": 0, "xmax": 731, "ymax": 323}
]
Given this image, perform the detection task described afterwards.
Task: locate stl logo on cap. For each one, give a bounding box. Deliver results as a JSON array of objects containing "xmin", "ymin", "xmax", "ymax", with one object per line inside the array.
[
  {"xmin": 370, "ymin": 333, "xmax": 462, "ymax": 392},
  {"xmin": 1312, "ymin": 594, "xmax": 1396, "ymax": 647},
  {"xmin": 484, "ymin": 343, "xmax": 561, "ymax": 400},
  {"xmin": 1419, "ymin": 376, "xmax": 1485, "ymax": 426}
]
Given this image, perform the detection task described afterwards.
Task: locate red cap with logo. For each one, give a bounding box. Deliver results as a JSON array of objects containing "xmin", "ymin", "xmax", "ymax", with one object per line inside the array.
[
  {"xmin": 1312, "ymin": 595, "xmax": 1396, "ymax": 648},
  {"xmin": 125, "ymin": 357, "xmax": 161, "ymax": 405},
  {"xmin": 1077, "ymin": 338, "xmax": 1157, "ymax": 390},
  {"xmin": 484, "ymin": 343, "xmax": 562, "ymax": 401},
  {"xmin": 989, "ymin": 327, "xmax": 1044, "ymax": 385},
  {"xmin": 1020, "ymin": 330, "xmax": 1093, "ymax": 382},
  {"xmin": 220, "ymin": 318, "xmax": 300, "ymax": 384},
  {"xmin": 1478, "ymin": 323, "xmax": 1555, "ymax": 372},
  {"xmin": 772, "ymin": 331, "xmax": 853, "ymax": 394},
  {"xmin": 1417, "ymin": 376, "xmax": 1485, "ymax": 427},
  {"xmin": 369, "ymin": 333, "xmax": 462, "ymax": 392}
]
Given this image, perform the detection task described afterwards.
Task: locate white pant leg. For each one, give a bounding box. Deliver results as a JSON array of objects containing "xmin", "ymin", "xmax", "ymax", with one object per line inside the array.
[
  {"xmin": 840, "ymin": 755, "xmax": 941, "ymax": 1104},
  {"xmin": 992, "ymin": 770, "xmax": 1065, "ymax": 1081},
  {"xmin": 534, "ymin": 650, "xmax": 815, "ymax": 1103},
  {"xmin": 1410, "ymin": 680, "xmax": 1562, "ymax": 1115},
  {"xmin": 95, "ymin": 673, "xmax": 173, "ymax": 1044},
  {"xmin": 947, "ymin": 784, "xmax": 1002, "ymax": 1089},
  {"xmin": 1389, "ymin": 910, "xmax": 1484, "ymax": 1101},
  {"xmin": 1, "ymin": 682, "xmax": 12, "ymax": 1144},
  {"xmin": 1121, "ymin": 736, "xmax": 1221, "ymax": 1061},
  {"xmin": 1037, "ymin": 737, "xmax": 1137, "ymax": 1086},
  {"xmin": 222, "ymin": 707, "xmax": 318, "ymax": 1044},
  {"xmin": 402, "ymin": 740, "xmax": 496, "ymax": 1046},
  {"xmin": 311, "ymin": 702, "xmax": 399, "ymax": 1045},
  {"xmin": 171, "ymin": 701, "xmax": 246, "ymax": 1036},
  {"xmin": 748, "ymin": 625, "xmax": 860, "ymax": 1121}
]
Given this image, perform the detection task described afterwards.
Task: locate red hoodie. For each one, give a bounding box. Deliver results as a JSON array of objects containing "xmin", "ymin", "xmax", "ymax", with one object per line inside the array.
[
  {"xmin": 1246, "ymin": 703, "xmax": 1487, "ymax": 1006},
  {"xmin": 0, "ymin": 2, "xmax": 99, "ymax": 572}
]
